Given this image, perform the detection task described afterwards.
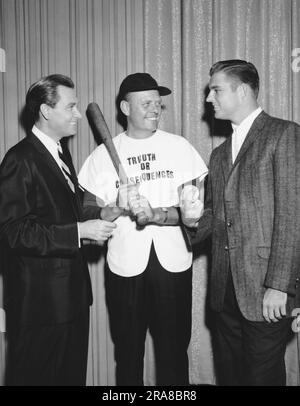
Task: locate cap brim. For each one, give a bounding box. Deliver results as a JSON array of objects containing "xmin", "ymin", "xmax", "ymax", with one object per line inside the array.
[
  {"xmin": 157, "ymin": 86, "xmax": 172, "ymax": 96},
  {"xmin": 119, "ymin": 85, "xmax": 172, "ymax": 99}
]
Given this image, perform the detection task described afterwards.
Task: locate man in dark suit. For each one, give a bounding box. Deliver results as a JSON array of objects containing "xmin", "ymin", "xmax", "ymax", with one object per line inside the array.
[
  {"xmin": 181, "ymin": 60, "xmax": 300, "ymax": 385},
  {"xmin": 0, "ymin": 74, "xmax": 117, "ymax": 385}
]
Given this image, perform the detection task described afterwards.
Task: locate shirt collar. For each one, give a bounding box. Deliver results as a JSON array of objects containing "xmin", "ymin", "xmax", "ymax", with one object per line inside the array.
[
  {"xmin": 231, "ymin": 107, "xmax": 262, "ymax": 135},
  {"xmin": 32, "ymin": 125, "xmax": 60, "ymax": 157}
]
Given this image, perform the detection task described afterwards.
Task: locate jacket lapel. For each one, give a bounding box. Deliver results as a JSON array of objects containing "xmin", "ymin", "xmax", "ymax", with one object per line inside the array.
[
  {"xmin": 231, "ymin": 111, "xmax": 267, "ymax": 169},
  {"xmin": 220, "ymin": 137, "xmax": 233, "ymax": 181},
  {"xmin": 26, "ymin": 133, "xmax": 81, "ymax": 216}
]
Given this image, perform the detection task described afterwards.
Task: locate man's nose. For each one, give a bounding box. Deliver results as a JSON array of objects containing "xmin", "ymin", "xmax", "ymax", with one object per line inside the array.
[
  {"xmin": 150, "ymin": 103, "xmax": 160, "ymax": 114},
  {"xmin": 206, "ymin": 91, "xmax": 213, "ymax": 103},
  {"xmin": 74, "ymin": 107, "xmax": 82, "ymax": 119}
]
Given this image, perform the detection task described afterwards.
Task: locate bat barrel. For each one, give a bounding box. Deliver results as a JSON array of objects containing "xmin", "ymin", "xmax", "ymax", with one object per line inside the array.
[{"xmin": 87, "ymin": 103, "xmax": 128, "ymax": 184}]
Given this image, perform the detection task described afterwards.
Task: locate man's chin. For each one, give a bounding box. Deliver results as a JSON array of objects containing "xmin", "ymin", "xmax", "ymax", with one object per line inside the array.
[
  {"xmin": 213, "ymin": 111, "xmax": 222, "ymax": 119},
  {"xmin": 214, "ymin": 111, "xmax": 228, "ymax": 121},
  {"xmin": 146, "ymin": 124, "xmax": 158, "ymax": 132},
  {"xmin": 64, "ymin": 132, "xmax": 76, "ymax": 138},
  {"xmin": 68, "ymin": 126, "xmax": 77, "ymax": 136}
]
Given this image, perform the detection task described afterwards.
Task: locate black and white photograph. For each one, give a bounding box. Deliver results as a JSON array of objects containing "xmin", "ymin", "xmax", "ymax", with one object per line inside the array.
[{"xmin": 0, "ymin": 0, "xmax": 299, "ymax": 391}]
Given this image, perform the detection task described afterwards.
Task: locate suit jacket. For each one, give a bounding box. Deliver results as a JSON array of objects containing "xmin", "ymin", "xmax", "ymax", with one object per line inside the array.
[
  {"xmin": 191, "ymin": 111, "xmax": 300, "ymax": 321},
  {"xmin": 0, "ymin": 133, "xmax": 101, "ymax": 326}
]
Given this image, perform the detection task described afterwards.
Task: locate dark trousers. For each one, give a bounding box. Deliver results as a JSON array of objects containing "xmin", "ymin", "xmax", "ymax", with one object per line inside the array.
[
  {"xmin": 106, "ymin": 243, "xmax": 192, "ymax": 386},
  {"xmin": 214, "ymin": 272, "xmax": 290, "ymax": 386},
  {"xmin": 6, "ymin": 310, "xmax": 90, "ymax": 386}
]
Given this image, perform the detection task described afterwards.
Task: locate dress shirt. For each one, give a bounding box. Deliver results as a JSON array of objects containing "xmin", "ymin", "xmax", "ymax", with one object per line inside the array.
[
  {"xmin": 231, "ymin": 107, "xmax": 262, "ymax": 163},
  {"xmin": 32, "ymin": 125, "xmax": 62, "ymax": 170},
  {"xmin": 32, "ymin": 125, "xmax": 81, "ymax": 246}
]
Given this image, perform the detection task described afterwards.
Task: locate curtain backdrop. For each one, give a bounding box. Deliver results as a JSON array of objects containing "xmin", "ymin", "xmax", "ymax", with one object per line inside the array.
[{"xmin": 0, "ymin": 0, "xmax": 299, "ymax": 386}]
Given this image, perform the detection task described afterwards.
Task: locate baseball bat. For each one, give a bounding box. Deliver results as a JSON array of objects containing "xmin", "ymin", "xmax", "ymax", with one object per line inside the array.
[{"xmin": 87, "ymin": 102, "xmax": 149, "ymax": 225}]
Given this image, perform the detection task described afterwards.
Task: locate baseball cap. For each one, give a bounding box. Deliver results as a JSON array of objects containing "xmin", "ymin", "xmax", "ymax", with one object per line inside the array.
[{"xmin": 119, "ymin": 73, "xmax": 172, "ymax": 100}]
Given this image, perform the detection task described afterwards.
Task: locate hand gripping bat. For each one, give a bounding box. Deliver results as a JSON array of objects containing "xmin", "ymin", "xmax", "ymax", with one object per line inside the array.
[{"xmin": 87, "ymin": 102, "xmax": 149, "ymax": 226}]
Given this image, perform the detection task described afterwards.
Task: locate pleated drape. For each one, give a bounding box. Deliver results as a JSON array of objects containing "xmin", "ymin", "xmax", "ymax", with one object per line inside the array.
[{"xmin": 0, "ymin": 0, "xmax": 299, "ymax": 386}]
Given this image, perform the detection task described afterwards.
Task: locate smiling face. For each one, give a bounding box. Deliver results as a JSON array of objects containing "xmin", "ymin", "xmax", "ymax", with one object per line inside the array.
[
  {"xmin": 45, "ymin": 85, "xmax": 82, "ymax": 141},
  {"xmin": 206, "ymin": 71, "xmax": 243, "ymax": 124},
  {"xmin": 121, "ymin": 90, "xmax": 162, "ymax": 138}
]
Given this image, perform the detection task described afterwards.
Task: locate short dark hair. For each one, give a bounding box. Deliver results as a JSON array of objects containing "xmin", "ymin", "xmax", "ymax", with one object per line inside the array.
[
  {"xmin": 210, "ymin": 60, "xmax": 259, "ymax": 98},
  {"xmin": 25, "ymin": 74, "xmax": 74, "ymax": 123}
]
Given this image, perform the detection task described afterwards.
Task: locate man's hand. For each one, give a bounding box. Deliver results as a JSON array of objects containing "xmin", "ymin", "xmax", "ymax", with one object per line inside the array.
[
  {"xmin": 100, "ymin": 206, "xmax": 124, "ymax": 222},
  {"xmin": 78, "ymin": 219, "xmax": 117, "ymax": 242},
  {"xmin": 263, "ymin": 288, "xmax": 287, "ymax": 323},
  {"xmin": 180, "ymin": 185, "xmax": 204, "ymax": 227},
  {"xmin": 117, "ymin": 184, "xmax": 140, "ymax": 209},
  {"xmin": 117, "ymin": 184, "xmax": 151, "ymax": 225},
  {"xmin": 129, "ymin": 194, "xmax": 154, "ymax": 223}
]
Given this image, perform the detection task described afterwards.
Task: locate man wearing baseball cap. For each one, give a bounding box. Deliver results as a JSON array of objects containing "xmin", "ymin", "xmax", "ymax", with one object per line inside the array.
[{"xmin": 79, "ymin": 73, "xmax": 208, "ymax": 385}]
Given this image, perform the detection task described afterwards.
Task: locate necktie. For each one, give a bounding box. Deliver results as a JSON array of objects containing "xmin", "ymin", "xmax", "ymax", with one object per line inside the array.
[{"xmin": 57, "ymin": 143, "xmax": 76, "ymax": 193}]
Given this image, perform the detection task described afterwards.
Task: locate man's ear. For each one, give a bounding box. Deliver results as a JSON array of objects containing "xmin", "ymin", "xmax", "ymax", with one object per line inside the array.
[
  {"xmin": 120, "ymin": 100, "xmax": 130, "ymax": 117},
  {"xmin": 40, "ymin": 103, "xmax": 51, "ymax": 120},
  {"xmin": 238, "ymin": 83, "xmax": 248, "ymax": 99}
]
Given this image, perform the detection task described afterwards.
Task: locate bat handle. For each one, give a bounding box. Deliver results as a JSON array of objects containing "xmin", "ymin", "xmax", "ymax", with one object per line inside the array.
[{"xmin": 125, "ymin": 183, "xmax": 149, "ymax": 226}]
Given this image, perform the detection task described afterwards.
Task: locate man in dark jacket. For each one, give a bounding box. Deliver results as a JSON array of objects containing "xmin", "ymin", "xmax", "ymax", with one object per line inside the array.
[{"xmin": 0, "ymin": 74, "xmax": 116, "ymax": 385}]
